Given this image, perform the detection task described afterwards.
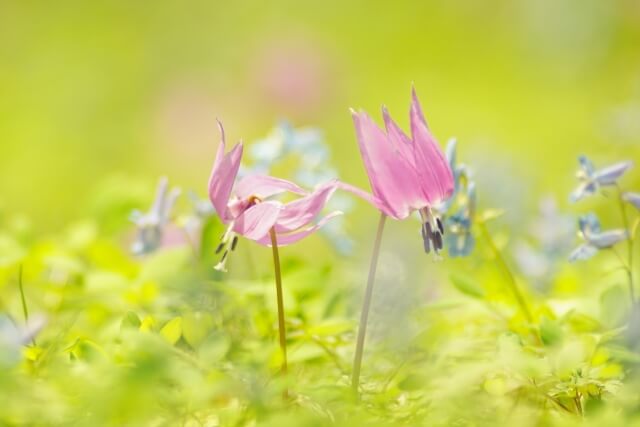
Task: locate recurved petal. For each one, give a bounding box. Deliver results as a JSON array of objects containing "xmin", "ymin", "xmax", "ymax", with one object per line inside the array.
[
  {"xmin": 569, "ymin": 181, "xmax": 597, "ymax": 203},
  {"xmin": 568, "ymin": 243, "xmax": 598, "ymax": 262},
  {"xmin": 623, "ymin": 192, "xmax": 640, "ymax": 211},
  {"xmin": 232, "ymin": 201, "xmax": 283, "ymax": 241},
  {"xmin": 208, "ymin": 142, "xmax": 243, "ymax": 222},
  {"xmin": 256, "ymin": 211, "xmax": 343, "ymax": 247},
  {"xmin": 274, "ymin": 180, "xmax": 338, "ymax": 233},
  {"xmin": 351, "ymin": 110, "xmax": 421, "ymax": 219},
  {"xmin": 588, "ymin": 229, "xmax": 628, "ymax": 249},
  {"xmin": 594, "ymin": 160, "xmax": 633, "ymax": 185},
  {"xmin": 234, "ymin": 174, "xmax": 307, "ymax": 200},
  {"xmin": 409, "ymin": 89, "xmax": 455, "ymax": 204}
]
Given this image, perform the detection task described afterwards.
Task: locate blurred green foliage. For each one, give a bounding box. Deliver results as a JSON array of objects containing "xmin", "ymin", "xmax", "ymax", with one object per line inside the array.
[{"xmin": 2, "ymin": 0, "xmax": 640, "ymax": 425}]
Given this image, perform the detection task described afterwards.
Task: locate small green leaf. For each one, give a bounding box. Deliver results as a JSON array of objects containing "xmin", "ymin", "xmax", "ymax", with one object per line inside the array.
[
  {"xmin": 160, "ymin": 317, "xmax": 182, "ymax": 345},
  {"xmin": 121, "ymin": 311, "xmax": 141, "ymax": 330},
  {"xmin": 450, "ymin": 273, "xmax": 485, "ymax": 298},
  {"xmin": 540, "ymin": 316, "xmax": 563, "ymax": 346}
]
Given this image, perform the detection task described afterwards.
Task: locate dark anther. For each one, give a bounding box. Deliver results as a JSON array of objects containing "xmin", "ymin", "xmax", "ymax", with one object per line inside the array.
[
  {"xmin": 423, "ymin": 222, "xmax": 433, "ymax": 253},
  {"xmin": 433, "ymin": 231, "xmax": 443, "ymax": 251},
  {"xmin": 436, "ymin": 217, "xmax": 444, "ymax": 235},
  {"xmin": 231, "ymin": 235, "xmax": 239, "ymax": 251},
  {"xmin": 220, "ymin": 250, "xmax": 228, "ymax": 263},
  {"xmin": 215, "ymin": 242, "xmax": 225, "ymax": 254}
]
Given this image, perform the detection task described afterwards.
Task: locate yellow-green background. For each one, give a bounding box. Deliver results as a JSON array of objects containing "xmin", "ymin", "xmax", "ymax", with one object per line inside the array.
[{"xmin": 1, "ymin": 0, "xmax": 639, "ymax": 229}]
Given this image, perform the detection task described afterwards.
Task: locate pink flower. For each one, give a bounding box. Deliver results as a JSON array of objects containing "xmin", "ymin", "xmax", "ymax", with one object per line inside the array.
[
  {"xmin": 208, "ymin": 121, "xmax": 342, "ymax": 270},
  {"xmin": 349, "ymin": 88, "xmax": 455, "ymax": 253}
]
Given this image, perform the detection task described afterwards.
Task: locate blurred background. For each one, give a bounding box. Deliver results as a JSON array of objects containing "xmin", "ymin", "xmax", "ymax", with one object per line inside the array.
[{"xmin": 1, "ymin": 0, "xmax": 639, "ymax": 232}]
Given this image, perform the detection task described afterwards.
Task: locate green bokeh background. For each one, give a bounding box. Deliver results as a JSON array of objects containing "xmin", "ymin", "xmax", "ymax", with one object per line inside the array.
[{"xmin": 1, "ymin": 0, "xmax": 639, "ymax": 228}]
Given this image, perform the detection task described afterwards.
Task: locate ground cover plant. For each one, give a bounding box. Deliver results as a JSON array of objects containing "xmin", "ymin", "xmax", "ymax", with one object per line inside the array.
[
  {"xmin": 2, "ymin": 2, "xmax": 640, "ymax": 425},
  {"xmin": 2, "ymin": 87, "xmax": 640, "ymax": 426}
]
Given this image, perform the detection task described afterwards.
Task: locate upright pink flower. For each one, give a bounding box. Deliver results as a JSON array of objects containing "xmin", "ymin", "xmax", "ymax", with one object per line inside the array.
[
  {"xmin": 208, "ymin": 121, "xmax": 342, "ymax": 271},
  {"xmin": 349, "ymin": 88, "xmax": 455, "ymax": 394},
  {"xmin": 350, "ymin": 88, "xmax": 455, "ymax": 253}
]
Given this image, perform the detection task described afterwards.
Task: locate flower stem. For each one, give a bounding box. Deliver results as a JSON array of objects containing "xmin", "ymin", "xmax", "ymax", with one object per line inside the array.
[
  {"xmin": 17, "ymin": 264, "xmax": 36, "ymax": 346},
  {"xmin": 352, "ymin": 213, "xmax": 386, "ymax": 395},
  {"xmin": 18, "ymin": 264, "xmax": 29, "ymax": 323},
  {"xmin": 616, "ymin": 185, "xmax": 635, "ymax": 305},
  {"xmin": 479, "ymin": 222, "xmax": 533, "ymax": 323},
  {"xmin": 269, "ymin": 228, "xmax": 287, "ymax": 375}
]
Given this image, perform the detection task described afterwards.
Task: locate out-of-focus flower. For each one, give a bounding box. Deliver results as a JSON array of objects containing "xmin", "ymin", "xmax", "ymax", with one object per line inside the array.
[
  {"xmin": 569, "ymin": 155, "xmax": 633, "ymax": 202},
  {"xmin": 569, "ymin": 213, "xmax": 628, "ymax": 262},
  {"xmin": 623, "ymin": 192, "xmax": 640, "ymax": 211},
  {"xmin": 130, "ymin": 177, "xmax": 181, "ymax": 255},
  {"xmin": 435, "ymin": 139, "xmax": 477, "ymax": 257},
  {"xmin": 0, "ymin": 315, "xmax": 46, "ymax": 366},
  {"xmin": 208, "ymin": 121, "xmax": 344, "ymax": 271},
  {"xmin": 247, "ymin": 121, "xmax": 355, "ymax": 254},
  {"xmin": 349, "ymin": 88, "xmax": 454, "ymax": 254},
  {"xmin": 514, "ymin": 197, "xmax": 575, "ymax": 288},
  {"xmin": 446, "ymin": 183, "xmax": 476, "ymax": 257}
]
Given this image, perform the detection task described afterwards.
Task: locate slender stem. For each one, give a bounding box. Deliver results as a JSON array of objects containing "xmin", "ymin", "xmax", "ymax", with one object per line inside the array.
[
  {"xmin": 17, "ymin": 264, "xmax": 36, "ymax": 346},
  {"xmin": 616, "ymin": 185, "xmax": 635, "ymax": 305},
  {"xmin": 269, "ymin": 228, "xmax": 287, "ymax": 375},
  {"xmin": 352, "ymin": 213, "xmax": 387, "ymax": 394},
  {"xmin": 479, "ymin": 222, "xmax": 533, "ymax": 323},
  {"xmin": 18, "ymin": 264, "xmax": 29, "ymax": 322}
]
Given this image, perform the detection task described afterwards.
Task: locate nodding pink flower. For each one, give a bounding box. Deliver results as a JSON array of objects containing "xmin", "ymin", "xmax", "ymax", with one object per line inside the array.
[
  {"xmin": 349, "ymin": 88, "xmax": 455, "ymax": 254},
  {"xmin": 208, "ymin": 121, "xmax": 342, "ymax": 271}
]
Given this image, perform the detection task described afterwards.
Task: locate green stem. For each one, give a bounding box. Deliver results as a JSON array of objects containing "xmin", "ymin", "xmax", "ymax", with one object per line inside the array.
[
  {"xmin": 479, "ymin": 222, "xmax": 533, "ymax": 323},
  {"xmin": 269, "ymin": 228, "xmax": 287, "ymax": 375},
  {"xmin": 352, "ymin": 213, "xmax": 386, "ymax": 395},
  {"xmin": 17, "ymin": 264, "xmax": 36, "ymax": 346},
  {"xmin": 617, "ymin": 185, "xmax": 635, "ymax": 305}
]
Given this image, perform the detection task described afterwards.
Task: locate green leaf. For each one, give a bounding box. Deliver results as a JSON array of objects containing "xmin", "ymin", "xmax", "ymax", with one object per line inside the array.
[
  {"xmin": 160, "ymin": 317, "xmax": 182, "ymax": 345},
  {"xmin": 182, "ymin": 311, "xmax": 215, "ymax": 348},
  {"xmin": 121, "ymin": 311, "xmax": 141, "ymax": 330},
  {"xmin": 540, "ymin": 316, "xmax": 563, "ymax": 346},
  {"xmin": 450, "ymin": 273, "xmax": 485, "ymax": 298}
]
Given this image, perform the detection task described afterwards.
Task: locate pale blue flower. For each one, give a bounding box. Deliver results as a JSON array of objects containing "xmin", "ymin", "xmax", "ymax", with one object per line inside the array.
[
  {"xmin": 445, "ymin": 182, "xmax": 476, "ymax": 257},
  {"xmin": 623, "ymin": 192, "xmax": 640, "ymax": 211},
  {"xmin": 130, "ymin": 177, "xmax": 181, "ymax": 255},
  {"xmin": 0, "ymin": 315, "xmax": 45, "ymax": 366},
  {"xmin": 569, "ymin": 213, "xmax": 628, "ymax": 262},
  {"xmin": 569, "ymin": 155, "xmax": 633, "ymax": 202}
]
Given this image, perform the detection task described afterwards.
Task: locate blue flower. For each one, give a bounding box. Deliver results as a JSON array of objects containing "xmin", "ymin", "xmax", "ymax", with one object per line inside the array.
[
  {"xmin": 445, "ymin": 182, "xmax": 476, "ymax": 257},
  {"xmin": 0, "ymin": 314, "xmax": 45, "ymax": 367},
  {"xmin": 569, "ymin": 155, "xmax": 633, "ymax": 202},
  {"xmin": 130, "ymin": 177, "xmax": 181, "ymax": 255},
  {"xmin": 623, "ymin": 192, "xmax": 640, "ymax": 211},
  {"xmin": 568, "ymin": 213, "xmax": 628, "ymax": 262}
]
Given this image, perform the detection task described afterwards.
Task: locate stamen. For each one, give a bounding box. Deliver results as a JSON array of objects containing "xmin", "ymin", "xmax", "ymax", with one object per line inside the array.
[
  {"xmin": 423, "ymin": 222, "xmax": 432, "ymax": 253},
  {"xmin": 215, "ymin": 242, "xmax": 225, "ymax": 254},
  {"xmin": 214, "ymin": 221, "xmax": 236, "ymax": 272},
  {"xmin": 214, "ymin": 250, "xmax": 229, "ymax": 272},
  {"xmin": 436, "ymin": 217, "xmax": 444, "ymax": 235}
]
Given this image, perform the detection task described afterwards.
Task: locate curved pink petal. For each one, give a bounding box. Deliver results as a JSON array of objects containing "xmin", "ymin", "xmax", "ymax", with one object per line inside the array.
[
  {"xmin": 234, "ymin": 174, "xmax": 308, "ymax": 200},
  {"xmin": 208, "ymin": 142, "xmax": 243, "ymax": 222},
  {"xmin": 273, "ymin": 180, "xmax": 338, "ymax": 233},
  {"xmin": 352, "ymin": 110, "xmax": 424, "ymax": 219},
  {"xmin": 232, "ymin": 201, "xmax": 283, "ymax": 241},
  {"xmin": 256, "ymin": 211, "xmax": 343, "ymax": 247},
  {"xmin": 409, "ymin": 88, "xmax": 454, "ymax": 204}
]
